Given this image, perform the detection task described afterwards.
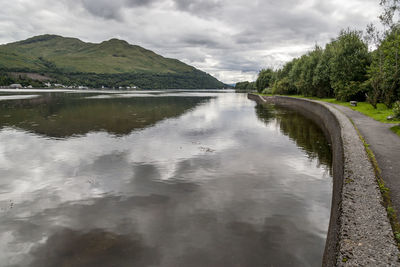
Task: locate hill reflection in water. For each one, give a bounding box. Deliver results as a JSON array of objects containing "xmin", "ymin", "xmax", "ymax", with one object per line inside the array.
[{"xmin": 0, "ymin": 93, "xmax": 211, "ymax": 138}]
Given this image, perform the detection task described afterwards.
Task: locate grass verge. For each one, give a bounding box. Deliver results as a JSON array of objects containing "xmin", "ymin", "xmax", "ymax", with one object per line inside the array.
[
  {"xmin": 257, "ymin": 93, "xmax": 400, "ymax": 124},
  {"xmin": 391, "ymin": 126, "xmax": 400, "ymax": 137}
]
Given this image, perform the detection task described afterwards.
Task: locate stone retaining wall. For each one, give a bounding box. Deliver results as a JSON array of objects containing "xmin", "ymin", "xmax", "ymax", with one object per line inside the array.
[{"xmin": 248, "ymin": 94, "xmax": 399, "ymax": 266}]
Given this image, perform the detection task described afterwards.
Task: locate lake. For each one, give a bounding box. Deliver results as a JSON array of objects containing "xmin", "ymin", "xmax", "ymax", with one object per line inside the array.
[{"xmin": 0, "ymin": 90, "xmax": 332, "ymax": 267}]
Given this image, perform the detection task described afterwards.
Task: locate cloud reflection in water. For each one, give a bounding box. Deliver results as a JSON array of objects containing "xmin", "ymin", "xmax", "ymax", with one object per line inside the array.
[{"xmin": 0, "ymin": 93, "xmax": 332, "ymax": 266}]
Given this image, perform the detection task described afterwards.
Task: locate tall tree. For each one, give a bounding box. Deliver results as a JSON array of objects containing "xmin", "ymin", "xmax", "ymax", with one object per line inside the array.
[
  {"xmin": 255, "ymin": 68, "xmax": 274, "ymax": 93},
  {"xmin": 329, "ymin": 29, "xmax": 370, "ymax": 101},
  {"xmin": 381, "ymin": 27, "xmax": 400, "ymax": 106},
  {"xmin": 313, "ymin": 43, "xmax": 334, "ymax": 98}
]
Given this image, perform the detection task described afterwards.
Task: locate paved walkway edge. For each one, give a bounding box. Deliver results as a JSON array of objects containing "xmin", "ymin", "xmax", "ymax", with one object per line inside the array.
[{"xmin": 248, "ymin": 94, "xmax": 399, "ymax": 266}]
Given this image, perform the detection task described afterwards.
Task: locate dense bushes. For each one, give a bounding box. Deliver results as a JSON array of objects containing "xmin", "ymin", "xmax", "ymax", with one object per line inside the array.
[
  {"xmin": 235, "ymin": 81, "xmax": 256, "ymax": 91},
  {"xmin": 255, "ymin": 68, "xmax": 274, "ymax": 93},
  {"xmin": 262, "ymin": 30, "xmax": 371, "ymax": 101},
  {"xmin": 394, "ymin": 101, "xmax": 400, "ymax": 118}
]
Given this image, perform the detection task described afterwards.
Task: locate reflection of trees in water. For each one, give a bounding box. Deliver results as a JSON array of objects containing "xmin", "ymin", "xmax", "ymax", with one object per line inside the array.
[
  {"xmin": 29, "ymin": 228, "xmax": 160, "ymax": 267},
  {"xmin": 255, "ymin": 104, "xmax": 332, "ymax": 170},
  {"xmin": 255, "ymin": 103, "xmax": 274, "ymax": 124},
  {"xmin": 0, "ymin": 93, "xmax": 211, "ymax": 138}
]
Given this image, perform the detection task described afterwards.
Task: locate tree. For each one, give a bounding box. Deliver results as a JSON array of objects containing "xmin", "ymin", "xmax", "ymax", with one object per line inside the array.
[
  {"xmin": 288, "ymin": 57, "xmax": 304, "ymax": 94},
  {"xmin": 313, "ymin": 43, "xmax": 334, "ymax": 98},
  {"xmin": 379, "ymin": 0, "xmax": 400, "ymax": 29},
  {"xmin": 298, "ymin": 46, "xmax": 323, "ymax": 96},
  {"xmin": 329, "ymin": 29, "xmax": 370, "ymax": 101},
  {"xmin": 381, "ymin": 27, "xmax": 400, "ymax": 106},
  {"xmin": 255, "ymin": 68, "xmax": 274, "ymax": 93}
]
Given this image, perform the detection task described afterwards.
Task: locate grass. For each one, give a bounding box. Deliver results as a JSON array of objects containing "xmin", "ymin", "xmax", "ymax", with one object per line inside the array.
[
  {"xmin": 257, "ymin": 93, "xmax": 400, "ymax": 124},
  {"xmin": 0, "ymin": 34, "xmax": 194, "ymax": 74},
  {"xmin": 391, "ymin": 126, "xmax": 400, "ymax": 137}
]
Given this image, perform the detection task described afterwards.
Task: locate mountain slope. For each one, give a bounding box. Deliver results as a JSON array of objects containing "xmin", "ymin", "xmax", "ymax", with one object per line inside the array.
[{"xmin": 0, "ymin": 35, "xmax": 225, "ymax": 89}]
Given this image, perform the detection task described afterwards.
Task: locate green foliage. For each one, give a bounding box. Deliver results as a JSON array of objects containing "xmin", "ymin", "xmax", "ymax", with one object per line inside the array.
[
  {"xmin": 394, "ymin": 101, "xmax": 400, "ymax": 118},
  {"xmin": 261, "ymin": 87, "xmax": 272, "ymax": 94},
  {"xmin": 329, "ymin": 29, "xmax": 370, "ymax": 101},
  {"xmin": 272, "ymin": 77, "xmax": 296, "ymax": 95},
  {"xmin": 391, "ymin": 125, "xmax": 400, "ymax": 137},
  {"xmin": 255, "ymin": 29, "xmax": 374, "ymax": 102},
  {"xmin": 367, "ymin": 27, "xmax": 400, "ymax": 108},
  {"xmin": 255, "ymin": 68, "xmax": 274, "ymax": 93},
  {"xmin": 235, "ymin": 81, "xmax": 256, "ymax": 91},
  {"xmin": 48, "ymin": 70, "xmax": 224, "ymax": 89},
  {"xmin": 367, "ymin": 49, "xmax": 385, "ymax": 108},
  {"xmin": 0, "ymin": 72, "xmax": 45, "ymax": 87},
  {"xmin": 313, "ymin": 43, "xmax": 334, "ymax": 98},
  {"xmin": 0, "ymin": 73, "xmax": 13, "ymax": 86},
  {"xmin": 381, "ymin": 28, "xmax": 400, "ymax": 107}
]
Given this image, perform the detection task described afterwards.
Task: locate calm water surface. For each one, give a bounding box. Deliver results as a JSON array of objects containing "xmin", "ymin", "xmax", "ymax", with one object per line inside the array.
[{"xmin": 0, "ymin": 91, "xmax": 332, "ymax": 267}]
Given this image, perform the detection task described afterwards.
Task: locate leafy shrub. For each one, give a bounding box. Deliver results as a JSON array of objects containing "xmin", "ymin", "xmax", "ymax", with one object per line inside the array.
[
  {"xmin": 262, "ymin": 88, "xmax": 272, "ymax": 94},
  {"xmin": 335, "ymin": 81, "xmax": 366, "ymax": 102},
  {"xmin": 271, "ymin": 77, "xmax": 296, "ymax": 95},
  {"xmin": 393, "ymin": 101, "xmax": 400, "ymax": 119}
]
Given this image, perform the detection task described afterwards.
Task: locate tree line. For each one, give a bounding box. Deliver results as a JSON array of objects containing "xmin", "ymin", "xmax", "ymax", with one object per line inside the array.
[
  {"xmin": 0, "ymin": 69, "xmax": 225, "ymax": 89},
  {"xmin": 238, "ymin": 0, "xmax": 400, "ymax": 110}
]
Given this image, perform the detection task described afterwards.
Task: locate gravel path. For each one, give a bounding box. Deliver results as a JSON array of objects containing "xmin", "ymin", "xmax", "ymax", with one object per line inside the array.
[{"xmin": 330, "ymin": 104, "xmax": 400, "ymax": 216}]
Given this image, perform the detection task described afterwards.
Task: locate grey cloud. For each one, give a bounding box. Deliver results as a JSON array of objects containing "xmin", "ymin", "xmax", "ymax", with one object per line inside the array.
[
  {"xmin": 182, "ymin": 36, "xmax": 219, "ymax": 47},
  {"xmin": 173, "ymin": 0, "xmax": 223, "ymax": 14},
  {"xmin": 81, "ymin": 0, "xmax": 160, "ymax": 20},
  {"xmin": 81, "ymin": 0, "xmax": 123, "ymax": 20},
  {"xmin": 180, "ymin": 33, "xmax": 229, "ymax": 49}
]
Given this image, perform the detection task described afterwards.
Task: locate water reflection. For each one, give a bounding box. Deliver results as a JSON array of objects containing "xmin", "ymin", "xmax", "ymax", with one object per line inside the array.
[
  {"xmin": 0, "ymin": 93, "xmax": 210, "ymax": 137},
  {"xmin": 255, "ymin": 104, "xmax": 332, "ymax": 169},
  {"xmin": 30, "ymin": 228, "xmax": 160, "ymax": 267},
  {"xmin": 0, "ymin": 93, "xmax": 332, "ymax": 266}
]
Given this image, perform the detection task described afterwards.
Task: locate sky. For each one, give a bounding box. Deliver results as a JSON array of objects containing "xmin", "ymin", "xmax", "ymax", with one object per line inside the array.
[{"xmin": 0, "ymin": 0, "xmax": 382, "ymax": 84}]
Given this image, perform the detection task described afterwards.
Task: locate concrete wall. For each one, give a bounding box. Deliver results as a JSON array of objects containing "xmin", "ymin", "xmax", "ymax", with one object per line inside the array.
[{"xmin": 248, "ymin": 94, "xmax": 398, "ymax": 266}]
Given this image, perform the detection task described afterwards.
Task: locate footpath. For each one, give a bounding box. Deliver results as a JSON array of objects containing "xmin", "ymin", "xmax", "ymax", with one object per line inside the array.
[{"xmin": 329, "ymin": 104, "xmax": 400, "ymax": 218}]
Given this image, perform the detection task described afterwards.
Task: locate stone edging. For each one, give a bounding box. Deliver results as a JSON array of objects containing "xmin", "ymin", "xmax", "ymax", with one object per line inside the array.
[{"xmin": 248, "ymin": 94, "xmax": 399, "ymax": 266}]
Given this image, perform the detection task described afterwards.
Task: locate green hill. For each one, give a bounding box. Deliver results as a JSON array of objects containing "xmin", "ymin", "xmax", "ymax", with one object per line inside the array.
[{"xmin": 0, "ymin": 34, "xmax": 225, "ymax": 89}]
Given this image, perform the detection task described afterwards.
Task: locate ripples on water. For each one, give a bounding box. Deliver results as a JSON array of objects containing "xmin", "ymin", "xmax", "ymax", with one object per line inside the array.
[{"xmin": 0, "ymin": 91, "xmax": 332, "ymax": 267}]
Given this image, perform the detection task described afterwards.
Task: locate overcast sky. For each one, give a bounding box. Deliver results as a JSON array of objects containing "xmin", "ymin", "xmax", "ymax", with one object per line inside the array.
[{"xmin": 0, "ymin": 0, "xmax": 382, "ymax": 83}]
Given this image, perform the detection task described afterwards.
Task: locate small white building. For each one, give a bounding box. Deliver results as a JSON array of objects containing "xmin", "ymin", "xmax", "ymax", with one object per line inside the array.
[{"xmin": 10, "ymin": 84, "xmax": 22, "ymax": 89}]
